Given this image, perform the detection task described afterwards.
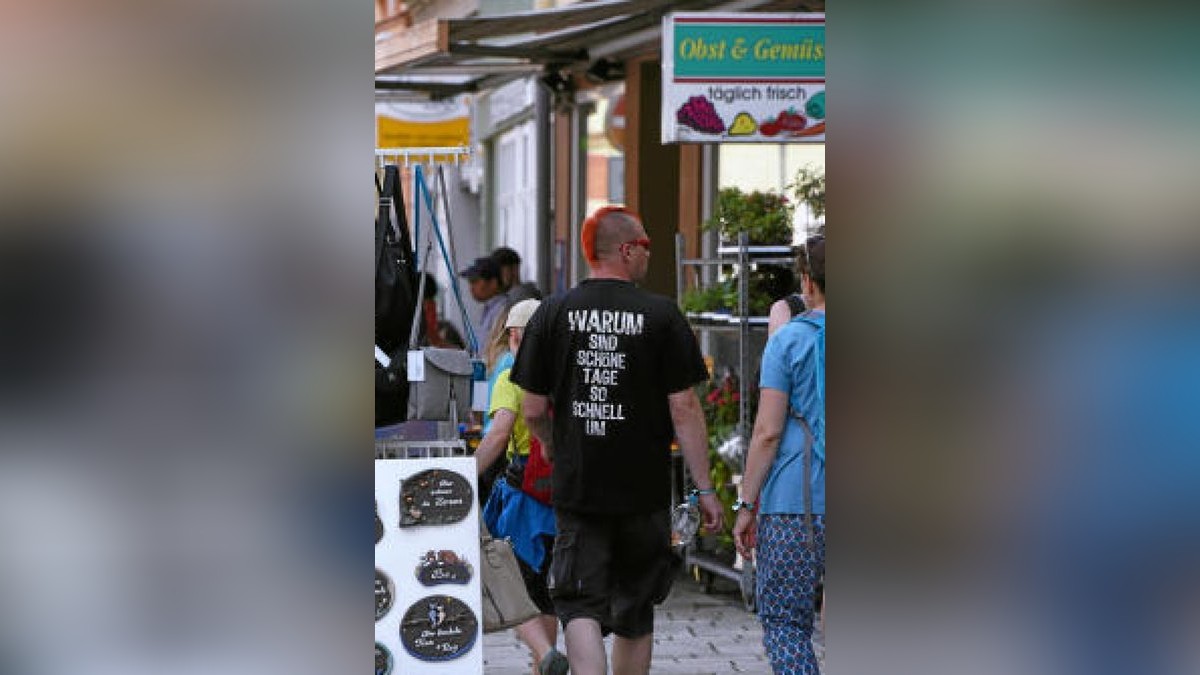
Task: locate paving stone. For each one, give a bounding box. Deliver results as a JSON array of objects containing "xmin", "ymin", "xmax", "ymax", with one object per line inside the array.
[{"xmin": 482, "ymin": 573, "xmax": 820, "ymax": 674}]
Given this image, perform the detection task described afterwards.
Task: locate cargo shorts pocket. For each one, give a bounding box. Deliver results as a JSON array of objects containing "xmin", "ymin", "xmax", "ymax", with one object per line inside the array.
[
  {"xmin": 650, "ymin": 548, "xmax": 683, "ymax": 604},
  {"xmin": 547, "ymin": 531, "xmax": 578, "ymax": 600}
]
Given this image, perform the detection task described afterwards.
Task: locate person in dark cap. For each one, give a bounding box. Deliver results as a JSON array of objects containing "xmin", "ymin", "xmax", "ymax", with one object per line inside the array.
[
  {"xmin": 490, "ymin": 246, "xmax": 543, "ymax": 304},
  {"xmin": 459, "ymin": 256, "xmax": 507, "ymax": 339}
]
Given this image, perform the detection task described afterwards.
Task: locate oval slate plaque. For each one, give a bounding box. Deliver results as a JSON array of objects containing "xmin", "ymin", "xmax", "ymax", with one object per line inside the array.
[
  {"xmin": 374, "ymin": 642, "xmax": 392, "ymax": 675},
  {"xmin": 400, "ymin": 595, "xmax": 478, "ymax": 662},
  {"xmin": 399, "ymin": 469, "xmax": 473, "ymax": 527},
  {"xmin": 374, "ymin": 568, "xmax": 394, "ymax": 621},
  {"xmin": 416, "ymin": 550, "xmax": 473, "ymax": 586}
]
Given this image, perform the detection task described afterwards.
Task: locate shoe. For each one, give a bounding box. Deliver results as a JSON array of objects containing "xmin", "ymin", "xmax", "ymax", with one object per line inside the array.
[{"xmin": 538, "ymin": 648, "xmax": 569, "ymax": 675}]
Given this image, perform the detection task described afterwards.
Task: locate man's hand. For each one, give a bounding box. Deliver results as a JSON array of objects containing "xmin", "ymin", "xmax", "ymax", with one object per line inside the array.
[{"xmin": 697, "ymin": 493, "xmax": 724, "ymax": 535}]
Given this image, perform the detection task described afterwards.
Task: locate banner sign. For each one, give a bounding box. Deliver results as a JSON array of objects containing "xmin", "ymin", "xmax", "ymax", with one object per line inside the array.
[
  {"xmin": 662, "ymin": 13, "xmax": 824, "ymax": 144},
  {"xmin": 376, "ymin": 97, "xmax": 470, "ymax": 161}
]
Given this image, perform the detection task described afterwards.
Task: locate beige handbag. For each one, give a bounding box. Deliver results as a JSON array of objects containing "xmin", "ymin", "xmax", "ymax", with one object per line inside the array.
[{"xmin": 480, "ymin": 523, "xmax": 540, "ymax": 633}]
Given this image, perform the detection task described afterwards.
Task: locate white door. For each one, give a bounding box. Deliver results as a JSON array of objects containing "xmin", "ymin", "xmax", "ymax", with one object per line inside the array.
[{"xmin": 492, "ymin": 120, "xmax": 538, "ymax": 282}]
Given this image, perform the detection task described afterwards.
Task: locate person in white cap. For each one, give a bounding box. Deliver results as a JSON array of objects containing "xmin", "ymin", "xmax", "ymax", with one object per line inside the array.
[{"xmin": 474, "ymin": 299, "xmax": 569, "ymax": 675}]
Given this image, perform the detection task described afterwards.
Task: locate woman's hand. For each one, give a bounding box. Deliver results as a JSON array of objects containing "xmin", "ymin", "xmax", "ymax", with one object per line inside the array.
[{"xmin": 733, "ymin": 509, "xmax": 757, "ymax": 561}]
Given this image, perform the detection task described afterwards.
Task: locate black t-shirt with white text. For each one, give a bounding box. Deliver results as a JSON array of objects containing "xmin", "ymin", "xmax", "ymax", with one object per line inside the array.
[{"xmin": 510, "ymin": 279, "xmax": 708, "ymax": 515}]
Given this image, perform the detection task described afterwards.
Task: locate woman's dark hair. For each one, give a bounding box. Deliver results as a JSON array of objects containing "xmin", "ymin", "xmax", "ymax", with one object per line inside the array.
[
  {"xmin": 422, "ymin": 272, "xmax": 439, "ymax": 300},
  {"xmin": 797, "ymin": 233, "xmax": 825, "ymax": 294},
  {"xmin": 436, "ymin": 320, "xmax": 465, "ymax": 349}
]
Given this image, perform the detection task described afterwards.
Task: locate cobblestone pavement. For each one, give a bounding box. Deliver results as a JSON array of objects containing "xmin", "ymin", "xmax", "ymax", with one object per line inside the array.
[{"xmin": 482, "ymin": 571, "xmax": 824, "ymax": 674}]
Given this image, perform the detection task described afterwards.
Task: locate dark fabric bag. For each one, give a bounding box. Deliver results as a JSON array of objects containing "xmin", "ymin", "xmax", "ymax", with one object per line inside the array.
[
  {"xmin": 374, "ymin": 354, "xmax": 407, "ymax": 428},
  {"xmin": 375, "ymin": 166, "xmax": 418, "ymax": 355},
  {"xmin": 375, "ymin": 166, "xmax": 418, "ymax": 427}
]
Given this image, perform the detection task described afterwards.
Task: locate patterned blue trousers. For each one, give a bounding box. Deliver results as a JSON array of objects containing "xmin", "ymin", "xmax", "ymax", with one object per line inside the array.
[{"xmin": 756, "ymin": 514, "xmax": 825, "ymax": 674}]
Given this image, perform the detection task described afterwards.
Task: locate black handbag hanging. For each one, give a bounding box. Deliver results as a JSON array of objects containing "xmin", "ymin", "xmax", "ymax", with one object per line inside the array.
[
  {"xmin": 376, "ymin": 165, "xmax": 419, "ymax": 355},
  {"xmin": 375, "ymin": 165, "xmax": 419, "ymax": 427}
]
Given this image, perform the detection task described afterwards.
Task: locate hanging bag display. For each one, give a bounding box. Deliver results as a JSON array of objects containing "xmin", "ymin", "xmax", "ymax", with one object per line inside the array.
[
  {"xmin": 403, "ymin": 166, "xmax": 476, "ymax": 423},
  {"xmin": 479, "ymin": 522, "xmax": 540, "ymax": 633},
  {"xmin": 405, "ymin": 347, "xmax": 474, "ymax": 423},
  {"xmin": 375, "ymin": 166, "xmax": 419, "ymax": 427}
]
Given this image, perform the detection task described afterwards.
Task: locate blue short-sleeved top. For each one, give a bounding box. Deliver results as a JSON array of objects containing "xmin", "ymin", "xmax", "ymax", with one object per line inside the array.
[{"xmin": 757, "ymin": 311, "xmax": 824, "ymax": 515}]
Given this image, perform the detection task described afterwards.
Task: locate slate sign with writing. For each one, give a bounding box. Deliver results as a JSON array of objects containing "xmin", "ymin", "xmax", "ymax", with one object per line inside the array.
[
  {"xmin": 400, "ymin": 594, "xmax": 479, "ymax": 662},
  {"xmin": 374, "ymin": 641, "xmax": 392, "ymax": 675},
  {"xmin": 375, "ymin": 568, "xmax": 394, "ymax": 621},
  {"xmin": 399, "ymin": 469, "xmax": 473, "ymax": 527},
  {"xmin": 416, "ymin": 550, "xmax": 473, "ymax": 586}
]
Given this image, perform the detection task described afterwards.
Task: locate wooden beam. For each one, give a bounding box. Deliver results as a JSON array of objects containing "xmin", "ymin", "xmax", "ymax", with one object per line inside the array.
[
  {"xmin": 375, "ymin": 18, "xmax": 446, "ymax": 73},
  {"xmin": 446, "ymin": 43, "xmax": 587, "ymax": 63}
]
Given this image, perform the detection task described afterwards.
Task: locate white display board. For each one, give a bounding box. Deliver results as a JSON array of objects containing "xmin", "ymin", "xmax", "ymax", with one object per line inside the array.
[{"xmin": 375, "ymin": 457, "xmax": 482, "ymax": 674}]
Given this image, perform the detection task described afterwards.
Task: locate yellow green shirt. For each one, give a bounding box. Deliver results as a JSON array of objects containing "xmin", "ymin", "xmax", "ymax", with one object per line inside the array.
[{"xmin": 488, "ymin": 369, "xmax": 531, "ymax": 460}]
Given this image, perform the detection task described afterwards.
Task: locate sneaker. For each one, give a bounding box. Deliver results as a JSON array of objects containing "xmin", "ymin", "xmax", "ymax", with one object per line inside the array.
[{"xmin": 538, "ymin": 648, "xmax": 569, "ymax": 675}]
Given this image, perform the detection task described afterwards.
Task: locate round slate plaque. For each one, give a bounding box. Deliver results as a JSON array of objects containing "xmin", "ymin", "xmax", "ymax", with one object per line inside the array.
[
  {"xmin": 374, "ymin": 641, "xmax": 392, "ymax": 675},
  {"xmin": 416, "ymin": 550, "xmax": 473, "ymax": 586},
  {"xmin": 400, "ymin": 595, "xmax": 478, "ymax": 662},
  {"xmin": 399, "ymin": 469, "xmax": 473, "ymax": 527},
  {"xmin": 374, "ymin": 568, "xmax": 394, "ymax": 621}
]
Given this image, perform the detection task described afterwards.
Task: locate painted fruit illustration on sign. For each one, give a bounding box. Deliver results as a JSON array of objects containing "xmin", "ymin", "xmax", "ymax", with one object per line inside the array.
[
  {"xmin": 728, "ymin": 112, "xmax": 757, "ymax": 136},
  {"xmin": 676, "ymin": 95, "xmax": 725, "ymax": 134},
  {"xmin": 759, "ymin": 108, "xmax": 823, "ymax": 137},
  {"xmin": 805, "ymin": 91, "xmax": 826, "ymax": 120}
]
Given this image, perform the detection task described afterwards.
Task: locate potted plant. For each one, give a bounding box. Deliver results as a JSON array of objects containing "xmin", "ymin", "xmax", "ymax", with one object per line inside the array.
[
  {"xmin": 703, "ymin": 187, "xmax": 795, "ymax": 247},
  {"xmin": 697, "ymin": 372, "xmax": 742, "ymax": 555},
  {"xmin": 789, "ymin": 164, "xmax": 825, "ymax": 223}
]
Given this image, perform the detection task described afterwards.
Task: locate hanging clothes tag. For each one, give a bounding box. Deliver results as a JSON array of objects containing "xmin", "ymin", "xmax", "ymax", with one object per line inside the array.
[
  {"xmin": 470, "ymin": 359, "xmax": 487, "ymax": 413},
  {"xmin": 407, "ymin": 351, "xmax": 426, "ymax": 382}
]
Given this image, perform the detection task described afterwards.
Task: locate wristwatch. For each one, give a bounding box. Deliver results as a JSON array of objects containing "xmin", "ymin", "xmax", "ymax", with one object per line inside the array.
[{"xmin": 731, "ymin": 499, "xmax": 757, "ymax": 513}]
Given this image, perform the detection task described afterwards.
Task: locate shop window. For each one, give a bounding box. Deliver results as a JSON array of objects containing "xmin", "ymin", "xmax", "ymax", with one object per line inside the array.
[{"xmin": 718, "ymin": 143, "xmax": 825, "ymax": 242}]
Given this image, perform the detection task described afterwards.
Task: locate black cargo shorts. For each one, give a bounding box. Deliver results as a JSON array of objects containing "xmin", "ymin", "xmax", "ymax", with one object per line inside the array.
[{"xmin": 548, "ymin": 508, "xmax": 682, "ymax": 638}]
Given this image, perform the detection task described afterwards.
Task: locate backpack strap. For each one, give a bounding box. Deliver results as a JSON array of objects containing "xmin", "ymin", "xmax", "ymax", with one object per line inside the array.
[
  {"xmin": 787, "ymin": 309, "xmax": 824, "ymax": 550},
  {"xmin": 788, "ymin": 408, "xmax": 816, "ymax": 549},
  {"xmin": 784, "ymin": 293, "xmax": 806, "ymax": 317}
]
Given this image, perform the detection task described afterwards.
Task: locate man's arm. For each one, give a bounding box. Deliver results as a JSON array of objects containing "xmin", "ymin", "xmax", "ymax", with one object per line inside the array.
[
  {"xmin": 523, "ymin": 392, "xmax": 554, "ymax": 462},
  {"xmin": 668, "ymin": 388, "xmax": 724, "ymax": 533}
]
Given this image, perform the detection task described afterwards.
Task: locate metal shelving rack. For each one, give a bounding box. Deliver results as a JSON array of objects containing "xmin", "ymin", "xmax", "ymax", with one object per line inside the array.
[{"xmin": 674, "ymin": 231, "xmax": 793, "ymax": 611}]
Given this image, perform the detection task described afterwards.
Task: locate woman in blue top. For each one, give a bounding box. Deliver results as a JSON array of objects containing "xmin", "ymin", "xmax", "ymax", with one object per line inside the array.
[{"xmin": 734, "ymin": 235, "xmax": 825, "ymax": 674}]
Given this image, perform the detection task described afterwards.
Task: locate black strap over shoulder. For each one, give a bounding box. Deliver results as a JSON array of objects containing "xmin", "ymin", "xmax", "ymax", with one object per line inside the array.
[
  {"xmin": 785, "ymin": 293, "xmax": 806, "ymax": 317},
  {"xmin": 789, "ymin": 407, "xmax": 816, "ymax": 549}
]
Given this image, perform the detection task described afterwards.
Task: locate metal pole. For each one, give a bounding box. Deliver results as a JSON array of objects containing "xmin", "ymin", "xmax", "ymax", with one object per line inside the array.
[{"xmin": 738, "ymin": 231, "xmax": 749, "ymax": 465}]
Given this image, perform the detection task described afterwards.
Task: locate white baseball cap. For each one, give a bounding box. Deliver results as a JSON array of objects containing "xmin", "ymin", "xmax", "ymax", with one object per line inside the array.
[{"xmin": 504, "ymin": 299, "xmax": 541, "ymax": 329}]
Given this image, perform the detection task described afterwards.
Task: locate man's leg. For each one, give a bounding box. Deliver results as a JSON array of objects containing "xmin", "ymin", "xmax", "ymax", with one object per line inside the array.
[
  {"xmin": 564, "ymin": 617, "xmax": 607, "ymax": 675},
  {"xmin": 611, "ymin": 633, "xmax": 653, "ymax": 675}
]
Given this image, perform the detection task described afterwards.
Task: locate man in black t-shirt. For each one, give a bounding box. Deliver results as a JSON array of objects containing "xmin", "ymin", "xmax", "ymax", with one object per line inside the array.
[{"xmin": 510, "ymin": 206, "xmax": 723, "ymax": 675}]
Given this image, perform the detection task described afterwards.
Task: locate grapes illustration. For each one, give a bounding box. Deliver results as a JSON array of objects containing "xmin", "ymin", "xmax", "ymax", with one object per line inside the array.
[{"xmin": 676, "ymin": 95, "xmax": 725, "ymax": 134}]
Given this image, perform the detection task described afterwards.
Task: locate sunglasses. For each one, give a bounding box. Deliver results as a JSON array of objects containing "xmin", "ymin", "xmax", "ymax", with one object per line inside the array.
[{"xmin": 621, "ymin": 237, "xmax": 651, "ymax": 252}]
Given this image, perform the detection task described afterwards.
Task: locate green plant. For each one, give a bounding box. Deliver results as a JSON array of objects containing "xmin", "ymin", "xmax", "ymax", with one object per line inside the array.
[
  {"xmin": 789, "ymin": 164, "xmax": 825, "ymax": 220},
  {"xmin": 698, "ymin": 373, "xmax": 740, "ymax": 549},
  {"xmin": 704, "ymin": 187, "xmax": 795, "ymax": 245},
  {"xmin": 680, "ymin": 279, "xmax": 737, "ymax": 313}
]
